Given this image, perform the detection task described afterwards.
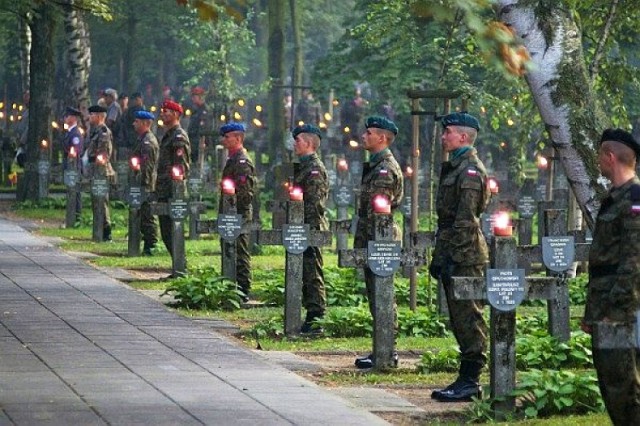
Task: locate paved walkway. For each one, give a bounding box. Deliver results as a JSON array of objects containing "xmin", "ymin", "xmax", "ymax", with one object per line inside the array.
[{"xmin": 0, "ymin": 219, "xmax": 388, "ymax": 425}]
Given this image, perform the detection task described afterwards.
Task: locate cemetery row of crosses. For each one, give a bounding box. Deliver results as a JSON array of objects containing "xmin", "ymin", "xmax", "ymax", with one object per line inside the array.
[{"xmin": 48, "ymin": 97, "xmax": 608, "ymax": 419}]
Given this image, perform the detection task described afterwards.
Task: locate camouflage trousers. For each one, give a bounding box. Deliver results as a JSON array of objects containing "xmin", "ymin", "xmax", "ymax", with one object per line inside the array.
[
  {"xmin": 593, "ymin": 347, "xmax": 640, "ymax": 425},
  {"xmin": 140, "ymin": 201, "xmax": 158, "ymax": 246},
  {"xmin": 441, "ymin": 263, "xmax": 488, "ymax": 366},
  {"xmin": 222, "ymin": 233, "xmax": 252, "ymax": 295},
  {"xmin": 91, "ymin": 194, "xmax": 110, "ymax": 229},
  {"xmin": 302, "ymin": 246, "xmax": 326, "ymax": 315}
]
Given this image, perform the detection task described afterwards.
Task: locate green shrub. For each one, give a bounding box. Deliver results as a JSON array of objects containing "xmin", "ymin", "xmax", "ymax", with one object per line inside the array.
[
  {"xmin": 397, "ymin": 308, "xmax": 449, "ymax": 338},
  {"xmin": 324, "ymin": 266, "xmax": 367, "ymax": 307},
  {"xmin": 516, "ymin": 331, "xmax": 592, "ymax": 370},
  {"xmin": 252, "ymin": 269, "xmax": 285, "ymax": 305},
  {"xmin": 250, "ymin": 314, "xmax": 285, "ymax": 338},
  {"xmin": 568, "ymin": 274, "xmax": 588, "ymax": 305},
  {"xmin": 315, "ymin": 305, "xmax": 373, "ymax": 337},
  {"xmin": 395, "ymin": 273, "xmax": 435, "ymax": 307},
  {"xmin": 513, "ymin": 369, "xmax": 604, "ymax": 418},
  {"xmin": 416, "ymin": 347, "xmax": 459, "ymax": 373},
  {"xmin": 161, "ymin": 266, "xmax": 242, "ymax": 310}
]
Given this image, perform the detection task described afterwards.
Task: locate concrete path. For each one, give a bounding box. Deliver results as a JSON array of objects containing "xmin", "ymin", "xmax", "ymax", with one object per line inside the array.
[{"xmin": 0, "ymin": 219, "xmax": 388, "ymax": 425}]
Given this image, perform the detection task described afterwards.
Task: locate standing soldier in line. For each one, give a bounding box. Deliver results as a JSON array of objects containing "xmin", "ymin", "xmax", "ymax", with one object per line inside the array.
[
  {"xmin": 291, "ymin": 124, "xmax": 329, "ymax": 333},
  {"xmin": 62, "ymin": 107, "xmax": 83, "ymax": 223},
  {"xmin": 353, "ymin": 116, "xmax": 403, "ymax": 369},
  {"xmin": 219, "ymin": 122, "xmax": 256, "ymax": 302},
  {"xmin": 187, "ymin": 86, "xmax": 212, "ymax": 168},
  {"xmin": 131, "ymin": 110, "xmax": 159, "ymax": 256},
  {"xmin": 119, "ymin": 92, "xmax": 145, "ymax": 161},
  {"xmin": 429, "ymin": 112, "xmax": 490, "ymax": 402},
  {"xmin": 581, "ymin": 129, "xmax": 640, "ymax": 425},
  {"xmin": 85, "ymin": 105, "xmax": 115, "ymax": 241},
  {"xmin": 157, "ymin": 100, "xmax": 190, "ymax": 273}
]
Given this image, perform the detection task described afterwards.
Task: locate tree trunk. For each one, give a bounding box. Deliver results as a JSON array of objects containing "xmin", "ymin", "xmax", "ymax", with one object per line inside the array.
[
  {"xmin": 498, "ymin": 0, "xmax": 608, "ymax": 231},
  {"xmin": 267, "ymin": 0, "xmax": 286, "ymax": 163},
  {"xmin": 63, "ymin": 0, "xmax": 92, "ymax": 121},
  {"xmin": 18, "ymin": 14, "xmax": 32, "ymax": 94},
  {"xmin": 24, "ymin": 2, "xmax": 56, "ymax": 201},
  {"xmin": 289, "ymin": 0, "xmax": 303, "ymax": 102}
]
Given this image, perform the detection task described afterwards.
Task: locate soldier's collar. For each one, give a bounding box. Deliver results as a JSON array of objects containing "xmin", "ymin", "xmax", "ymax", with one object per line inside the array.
[
  {"xmin": 369, "ymin": 148, "xmax": 390, "ymax": 163},
  {"xmin": 450, "ymin": 146, "xmax": 472, "ymax": 160},
  {"xmin": 298, "ymin": 153, "xmax": 315, "ymax": 162}
]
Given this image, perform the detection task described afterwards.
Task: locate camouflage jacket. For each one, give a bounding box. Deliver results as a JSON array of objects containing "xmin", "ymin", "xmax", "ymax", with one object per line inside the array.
[
  {"xmin": 219, "ymin": 148, "xmax": 256, "ymax": 220},
  {"xmin": 585, "ymin": 177, "xmax": 640, "ymax": 325},
  {"xmin": 157, "ymin": 125, "xmax": 190, "ymax": 200},
  {"xmin": 62, "ymin": 125, "xmax": 82, "ymax": 171},
  {"xmin": 85, "ymin": 123, "xmax": 115, "ymax": 178},
  {"xmin": 132, "ymin": 130, "xmax": 159, "ymax": 192},
  {"xmin": 432, "ymin": 148, "xmax": 490, "ymax": 267},
  {"xmin": 187, "ymin": 104, "xmax": 213, "ymax": 144},
  {"xmin": 293, "ymin": 153, "xmax": 329, "ymax": 230},
  {"xmin": 354, "ymin": 148, "xmax": 403, "ymax": 245}
]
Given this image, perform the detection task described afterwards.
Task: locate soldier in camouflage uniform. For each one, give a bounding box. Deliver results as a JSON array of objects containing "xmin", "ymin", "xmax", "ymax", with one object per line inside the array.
[
  {"xmin": 131, "ymin": 110, "xmax": 159, "ymax": 256},
  {"xmin": 85, "ymin": 105, "xmax": 116, "ymax": 241},
  {"xmin": 291, "ymin": 124, "xmax": 329, "ymax": 333},
  {"xmin": 582, "ymin": 129, "xmax": 640, "ymax": 425},
  {"xmin": 353, "ymin": 116, "xmax": 403, "ymax": 369},
  {"xmin": 430, "ymin": 112, "xmax": 490, "ymax": 402},
  {"xmin": 187, "ymin": 86, "xmax": 213, "ymax": 168},
  {"xmin": 157, "ymin": 100, "xmax": 190, "ymax": 272},
  {"xmin": 219, "ymin": 123, "xmax": 256, "ymax": 302}
]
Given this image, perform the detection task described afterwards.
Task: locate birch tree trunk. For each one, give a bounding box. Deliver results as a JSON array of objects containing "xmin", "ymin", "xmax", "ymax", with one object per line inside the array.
[
  {"xmin": 497, "ymin": 0, "xmax": 608, "ymax": 230},
  {"xmin": 63, "ymin": 0, "xmax": 92, "ymax": 121},
  {"xmin": 18, "ymin": 14, "xmax": 32, "ymax": 93}
]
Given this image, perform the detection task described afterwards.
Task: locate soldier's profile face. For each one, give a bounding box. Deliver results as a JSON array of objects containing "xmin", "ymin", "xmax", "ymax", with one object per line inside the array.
[{"xmin": 441, "ymin": 126, "xmax": 465, "ymax": 153}]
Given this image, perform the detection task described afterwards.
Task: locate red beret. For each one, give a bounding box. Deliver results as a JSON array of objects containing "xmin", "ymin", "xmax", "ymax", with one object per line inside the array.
[
  {"xmin": 191, "ymin": 86, "xmax": 205, "ymax": 96},
  {"xmin": 162, "ymin": 100, "xmax": 183, "ymax": 115}
]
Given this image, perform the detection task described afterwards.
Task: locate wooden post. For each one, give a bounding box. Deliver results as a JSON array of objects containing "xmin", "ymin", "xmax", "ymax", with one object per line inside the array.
[
  {"xmin": 339, "ymin": 213, "xmax": 427, "ymax": 369},
  {"xmin": 452, "ymin": 236, "xmax": 557, "ymax": 418},
  {"xmin": 127, "ymin": 165, "xmax": 142, "ymax": 257},
  {"xmin": 64, "ymin": 153, "xmax": 80, "ymax": 228},
  {"xmin": 91, "ymin": 162, "xmax": 108, "ymax": 242},
  {"xmin": 257, "ymin": 199, "xmax": 332, "ymax": 335}
]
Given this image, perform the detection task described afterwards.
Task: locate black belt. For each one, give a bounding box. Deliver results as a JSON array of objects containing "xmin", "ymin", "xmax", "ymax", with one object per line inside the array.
[{"xmin": 590, "ymin": 264, "xmax": 619, "ymax": 278}]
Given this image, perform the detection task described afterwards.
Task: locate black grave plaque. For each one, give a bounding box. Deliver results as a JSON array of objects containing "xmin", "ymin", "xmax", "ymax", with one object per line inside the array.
[
  {"xmin": 217, "ymin": 214, "xmax": 243, "ymax": 241},
  {"xmin": 64, "ymin": 170, "xmax": 78, "ymax": 187},
  {"xmin": 91, "ymin": 178, "xmax": 109, "ymax": 197},
  {"xmin": 129, "ymin": 186, "xmax": 142, "ymax": 208},
  {"xmin": 170, "ymin": 199, "xmax": 188, "ymax": 221},
  {"xmin": 542, "ymin": 236, "xmax": 575, "ymax": 272},
  {"xmin": 282, "ymin": 224, "xmax": 310, "ymax": 254},
  {"xmin": 517, "ymin": 195, "xmax": 536, "ymax": 219},
  {"xmin": 367, "ymin": 241, "xmax": 402, "ymax": 277},
  {"xmin": 487, "ymin": 269, "xmax": 526, "ymax": 311},
  {"xmin": 333, "ymin": 185, "xmax": 353, "ymax": 207}
]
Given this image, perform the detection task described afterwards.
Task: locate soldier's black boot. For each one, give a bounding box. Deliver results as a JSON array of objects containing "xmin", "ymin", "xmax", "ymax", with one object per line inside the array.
[
  {"xmin": 143, "ymin": 242, "xmax": 155, "ymax": 256},
  {"xmin": 354, "ymin": 352, "xmax": 399, "ymax": 369},
  {"xmin": 431, "ymin": 361, "xmax": 482, "ymax": 402},
  {"xmin": 300, "ymin": 311, "xmax": 324, "ymax": 334}
]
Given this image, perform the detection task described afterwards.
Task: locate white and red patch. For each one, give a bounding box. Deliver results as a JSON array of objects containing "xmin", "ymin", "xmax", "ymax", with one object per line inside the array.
[
  {"xmin": 632, "ymin": 204, "xmax": 640, "ymax": 214},
  {"xmin": 466, "ymin": 169, "xmax": 479, "ymax": 177}
]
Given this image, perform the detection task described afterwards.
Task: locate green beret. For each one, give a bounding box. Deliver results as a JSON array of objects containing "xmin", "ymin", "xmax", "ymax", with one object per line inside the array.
[
  {"xmin": 365, "ymin": 116, "xmax": 398, "ymax": 135},
  {"xmin": 440, "ymin": 112, "xmax": 480, "ymax": 131},
  {"xmin": 601, "ymin": 128, "xmax": 640, "ymax": 158},
  {"xmin": 292, "ymin": 124, "xmax": 322, "ymax": 140}
]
